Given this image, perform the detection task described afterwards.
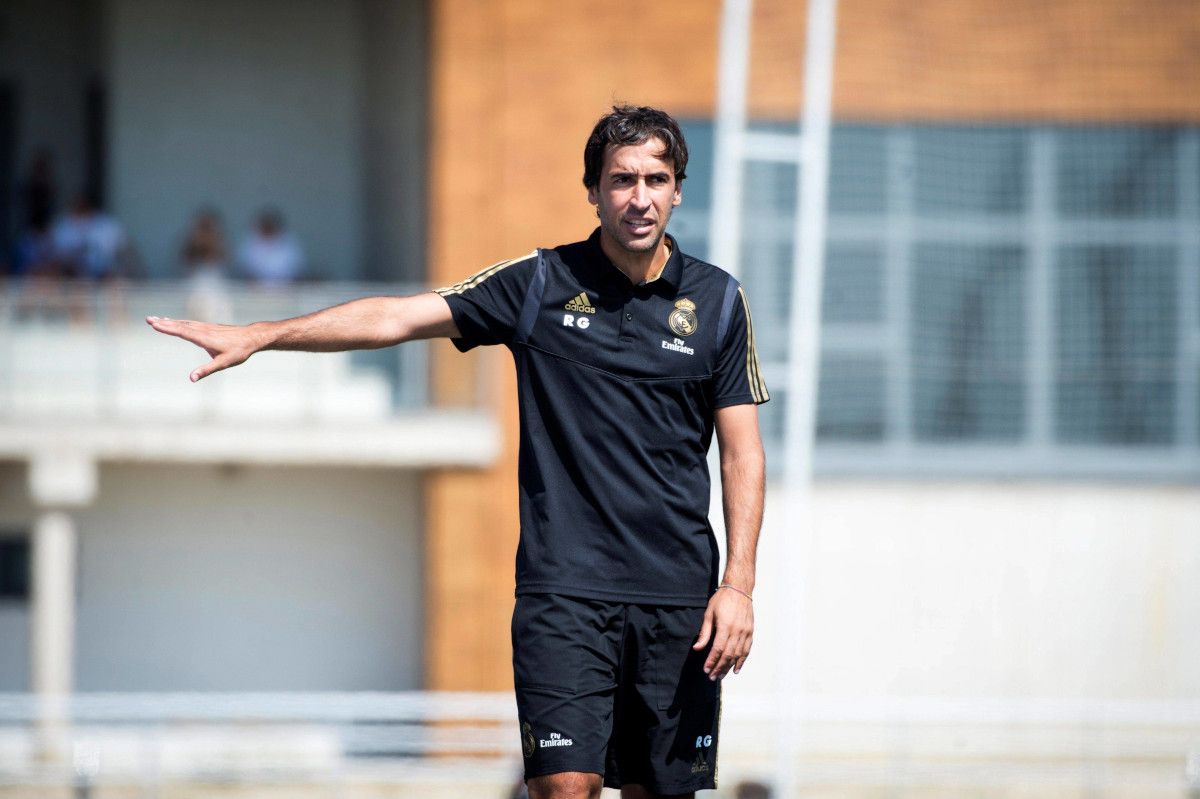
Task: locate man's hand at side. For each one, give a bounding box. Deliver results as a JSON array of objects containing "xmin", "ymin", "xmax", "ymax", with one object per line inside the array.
[
  {"xmin": 693, "ymin": 402, "xmax": 765, "ymax": 681},
  {"xmin": 694, "ymin": 584, "xmax": 754, "ymax": 680},
  {"xmin": 146, "ymin": 292, "xmax": 458, "ymax": 382}
]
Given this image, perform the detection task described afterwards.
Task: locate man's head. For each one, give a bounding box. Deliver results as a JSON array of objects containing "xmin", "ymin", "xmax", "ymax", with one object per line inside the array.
[
  {"xmin": 583, "ymin": 105, "xmax": 688, "ymax": 191},
  {"xmin": 583, "ymin": 105, "xmax": 689, "ymax": 258}
]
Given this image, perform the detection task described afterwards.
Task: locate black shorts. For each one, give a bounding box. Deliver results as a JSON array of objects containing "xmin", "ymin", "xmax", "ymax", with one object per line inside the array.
[{"xmin": 511, "ymin": 593, "xmax": 721, "ymax": 794}]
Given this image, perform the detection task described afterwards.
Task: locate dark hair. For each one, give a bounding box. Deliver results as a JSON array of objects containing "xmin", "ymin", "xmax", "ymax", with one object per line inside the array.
[{"xmin": 582, "ymin": 105, "xmax": 688, "ymax": 189}]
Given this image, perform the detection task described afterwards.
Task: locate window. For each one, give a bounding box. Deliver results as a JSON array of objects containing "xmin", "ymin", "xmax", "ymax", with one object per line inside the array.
[
  {"xmin": 671, "ymin": 121, "xmax": 1200, "ymax": 477},
  {"xmin": 0, "ymin": 535, "xmax": 30, "ymax": 600}
]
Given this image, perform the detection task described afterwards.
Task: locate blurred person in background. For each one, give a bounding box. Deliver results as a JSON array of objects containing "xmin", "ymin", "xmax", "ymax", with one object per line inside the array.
[
  {"xmin": 238, "ymin": 207, "xmax": 304, "ymax": 285},
  {"xmin": 181, "ymin": 207, "xmax": 233, "ymax": 322},
  {"xmin": 52, "ymin": 191, "xmax": 139, "ymax": 281},
  {"xmin": 50, "ymin": 192, "xmax": 141, "ymax": 323},
  {"xmin": 147, "ymin": 105, "xmax": 766, "ymax": 799},
  {"xmin": 11, "ymin": 217, "xmax": 55, "ymax": 279},
  {"xmin": 7, "ymin": 150, "xmax": 58, "ymax": 314},
  {"xmin": 19, "ymin": 149, "xmax": 57, "ymax": 240}
]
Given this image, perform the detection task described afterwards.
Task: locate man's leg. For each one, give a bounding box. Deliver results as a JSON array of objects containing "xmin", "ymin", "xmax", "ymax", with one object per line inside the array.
[
  {"xmin": 527, "ymin": 771, "xmax": 603, "ymax": 799},
  {"xmin": 606, "ymin": 604, "xmax": 720, "ymax": 796},
  {"xmin": 620, "ymin": 785, "xmax": 695, "ymax": 799}
]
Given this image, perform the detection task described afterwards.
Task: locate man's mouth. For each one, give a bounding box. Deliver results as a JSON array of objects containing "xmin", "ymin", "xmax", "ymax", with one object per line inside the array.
[{"xmin": 623, "ymin": 218, "xmax": 655, "ymax": 235}]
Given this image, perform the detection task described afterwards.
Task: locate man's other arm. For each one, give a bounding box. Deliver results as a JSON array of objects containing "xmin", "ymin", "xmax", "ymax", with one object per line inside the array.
[
  {"xmin": 693, "ymin": 402, "xmax": 765, "ymax": 680},
  {"xmin": 146, "ymin": 292, "xmax": 459, "ymax": 382}
]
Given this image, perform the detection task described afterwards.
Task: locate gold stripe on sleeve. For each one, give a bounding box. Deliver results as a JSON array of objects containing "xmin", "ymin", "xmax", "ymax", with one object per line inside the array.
[
  {"xmin": 434, "ymin": 250, "xmax": 538, "ymax": 296},
  {"xmin": 738, "ymin": 286, "xmax": 769, "ymax": 403}
]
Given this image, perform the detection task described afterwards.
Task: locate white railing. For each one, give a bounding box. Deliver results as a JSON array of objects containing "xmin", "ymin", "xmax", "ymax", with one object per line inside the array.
[
  {"xmin": 0, "ymin": 279, "xmax": 450, "ymax": 423},
  {"xmin": 2, "ymin": 692, "xmax": 1199, "ymax": 797}
]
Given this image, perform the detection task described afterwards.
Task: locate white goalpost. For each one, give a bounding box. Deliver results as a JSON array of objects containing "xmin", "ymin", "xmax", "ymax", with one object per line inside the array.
[{"xmin": 711, "ymin": 0, "xmax": 839, "ymax": 794}]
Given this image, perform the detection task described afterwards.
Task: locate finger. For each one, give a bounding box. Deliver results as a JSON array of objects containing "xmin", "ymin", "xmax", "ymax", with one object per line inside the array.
[
  {"xmin": 711, "ymin": 655, "xmax": 733, "ymax": 680},
  {"xmin": 704, "ymin": 631, "xmax": 729, "ymax": 676},
  {"xmin": 716, "ymin": 631, "xmax": 750, "ymax": 679},
  {"xmin": 729, "ymin": 634, "xmax": 751, "ymax": 673},
  {"xmin": 692, "ymin": 610, "xmax": 714, "ymax": 651},
  {"xmin": 190, "ymin": 354, "xmax": 233, "ymax": 382},
  {"xmin": 147, "ymin": 316, "xmax": 205, "ymax": 345}
]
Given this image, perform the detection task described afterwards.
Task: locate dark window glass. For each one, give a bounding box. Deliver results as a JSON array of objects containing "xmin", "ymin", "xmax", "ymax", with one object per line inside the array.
[
  {"xmin": 677, "ymin": 119, "xmax": 715, "ymax": 213},
  {"xmin": 0, "ymin": 536, "xmax": 30, "ymax": 600},
  {"xmin": 758, "ymin": 386, "xmax": 786, "ymax": 477},
  {"xmin": 1057, "ymin": 128, "xmax": 1178, "ymax": 218},
  {"xmin": 743, "ymin": 160, "xmax": 798, "ymax": 217},
  {"xmin": 1056, "ymin": 245, "xmax": 1176, "ymax": 444},
  {"xmin": 817, "ymin": 356, "xmax": 886, "ymax": 441},
  {"xmin": 828, "ymin": 125, "xmax": 888, "ymax": 214},
  {"xmin": 738, "ymin": 235, "xmax": 792, "ymax": 363},
  {"xmin": 914, "ymin": 127, "xmax": 1027, "ymax": 214},
  {"xmin": 823, "ymin": 243, "xmax": 884, "ymax": 323},
  {"xmin": 912, "ymin": 244, "xmax": 1026, "ymax": 441}
]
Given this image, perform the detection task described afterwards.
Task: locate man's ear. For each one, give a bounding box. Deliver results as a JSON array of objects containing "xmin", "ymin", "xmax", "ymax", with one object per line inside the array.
[
  {"xmin": 587, "ymin": 185, "xmax": 598, "ymax": 206},
  {"xmin": 672, "ymin": 184, "xmax": 682, "ymax": 207}
]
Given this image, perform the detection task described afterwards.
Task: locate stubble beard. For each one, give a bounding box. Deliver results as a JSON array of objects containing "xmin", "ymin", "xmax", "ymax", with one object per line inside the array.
[{"xmin": 601, "ymin": 207, "xmax": 673, "ymax": 256}]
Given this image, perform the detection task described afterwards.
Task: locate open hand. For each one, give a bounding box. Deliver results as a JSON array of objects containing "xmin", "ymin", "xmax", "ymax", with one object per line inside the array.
[
  {"xmin": 145, "ymin": 316, "xmax": 263, "ymax": 382},
  {"xmin": 692, "ymin": 586, "xmax": 754, "ymax": 681}
]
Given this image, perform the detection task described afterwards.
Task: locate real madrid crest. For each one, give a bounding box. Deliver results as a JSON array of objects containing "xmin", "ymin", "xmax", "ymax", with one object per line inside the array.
[
  {"xmin": 668, "ymin": 298, "xmax": 698, "ymax": 337},
  {"xmin": 521, "ymin": 721, "xmax": 535, "ymax": 759}
]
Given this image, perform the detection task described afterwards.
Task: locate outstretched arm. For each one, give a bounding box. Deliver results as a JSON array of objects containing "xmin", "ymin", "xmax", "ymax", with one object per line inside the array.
[
  {"xmin": 693, "ymin": 402, "xmax": 765, "ymax": 680},
  {"xmin": 146, "ymin": 292, "xmax": 459, "ymax": 382}
]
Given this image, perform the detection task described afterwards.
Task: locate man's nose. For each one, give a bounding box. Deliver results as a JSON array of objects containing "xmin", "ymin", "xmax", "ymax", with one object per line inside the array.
[{"xmin": 630, "ymin": 180, "xmax": 651, "ymax": 207}]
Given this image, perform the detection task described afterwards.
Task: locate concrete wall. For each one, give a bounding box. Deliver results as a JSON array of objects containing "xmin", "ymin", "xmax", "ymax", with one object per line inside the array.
[
  {"xmin": 5, "ymin": 458, "xmax": 1198, "ymax": 700},
  {"xmin": 739, "ymin": 481, "xmax": 1200, "ymax": 701},
  {"xmin": 0, "ymin": 461, "xmax": 423, "ymax": 691},
  {"xmin": 107, "ymin": 0, "xmax": 367, "ymax": 279}
]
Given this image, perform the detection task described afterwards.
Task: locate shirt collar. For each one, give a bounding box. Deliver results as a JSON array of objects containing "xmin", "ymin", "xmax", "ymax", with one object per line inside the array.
[{"xmin": 586, "ymin": 227, "xmax": 683, "ymax": 290}]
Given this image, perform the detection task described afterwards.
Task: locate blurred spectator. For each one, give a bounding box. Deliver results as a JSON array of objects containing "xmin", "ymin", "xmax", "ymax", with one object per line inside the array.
[
  {"xmin": 20, "ymin": 149, "xmax": 57, "ymax": 234},
  {"xmin": 11, "ymin": 219, "xmax": 55, "ymax": 279},
  {"xmin": 51, "ymin": 192, "xmax": 140, "ymax": 280},
  {"xmin": 7, "ymin": 150, "xmax": 56, "ymax": 281},
  {"xmin": 182, "ymin": 207, "xmax": 233, "ymax": 322},
  {"xmin": 238, "ymin": 207, "xmax": 303, "ymax": 285}
]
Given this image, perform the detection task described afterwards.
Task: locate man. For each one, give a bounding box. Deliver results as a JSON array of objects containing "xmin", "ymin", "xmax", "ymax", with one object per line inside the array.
[{"xmin": 147, "ymin": 105, "xmax": 768, "ymax": 799}]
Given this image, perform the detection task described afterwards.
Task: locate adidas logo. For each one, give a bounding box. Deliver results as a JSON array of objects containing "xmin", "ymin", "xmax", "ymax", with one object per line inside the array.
[{"xmin": 564, "ymin": 292, "xmax": 596, "ymax": 314}]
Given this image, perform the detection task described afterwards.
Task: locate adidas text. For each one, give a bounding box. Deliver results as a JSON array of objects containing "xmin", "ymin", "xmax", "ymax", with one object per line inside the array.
[{"xmin": 564, "ymin": 292, "xmax": 596, "ymax": 314}]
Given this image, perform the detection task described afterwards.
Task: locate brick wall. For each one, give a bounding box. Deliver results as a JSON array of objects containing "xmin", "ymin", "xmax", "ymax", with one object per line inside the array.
[{"xmin": 423, "ymin": 0, "xmax": 1200, "ymax": 689}]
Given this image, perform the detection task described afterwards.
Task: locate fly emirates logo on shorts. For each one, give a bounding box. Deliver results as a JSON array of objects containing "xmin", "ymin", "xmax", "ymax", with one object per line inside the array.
[{"xmin": 540, "ymin": 731, "xmax": 574, "ymax": 749}]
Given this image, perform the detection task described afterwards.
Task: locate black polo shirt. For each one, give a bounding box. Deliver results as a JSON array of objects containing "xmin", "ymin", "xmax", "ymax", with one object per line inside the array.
[{"xmin": 435, "ymin": 228, "xmax": 769, "ymax": 606}]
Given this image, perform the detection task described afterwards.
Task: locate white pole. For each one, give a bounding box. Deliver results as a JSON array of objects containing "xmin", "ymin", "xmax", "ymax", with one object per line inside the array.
[
  {"xmin": 778, "ymin": 0, "xmax": 839, "ymax": 796},
  {"xmin": 31, "ymin": 510, "xmax": 78, "ymax": 759},
  {"xmin": 708, "ymin": 0, "xmax": 754, "ymax": 671},
  {"xmin": 710, "ymin": 0, "xmax": 753, "ymax": 278}
]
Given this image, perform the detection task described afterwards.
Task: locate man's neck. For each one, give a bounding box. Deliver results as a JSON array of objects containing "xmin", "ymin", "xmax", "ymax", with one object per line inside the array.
[{"xmin": 599, "ymin": 230, "xmax": 672, "ymax": 285}]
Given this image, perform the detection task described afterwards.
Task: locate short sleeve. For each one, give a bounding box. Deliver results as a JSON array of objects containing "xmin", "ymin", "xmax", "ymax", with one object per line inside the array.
[
  {"xmin": 433, "ymin": 250, "xmax": 539, "ymax": 352},
  {"xmin": 711, "ymin": 284, "xmax": 770, "ymax": 407}
]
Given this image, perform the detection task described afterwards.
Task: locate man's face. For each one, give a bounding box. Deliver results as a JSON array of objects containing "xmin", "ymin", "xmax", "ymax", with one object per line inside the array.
[{"xmin": 587, "ymin": 137, "xmax": 682, "ymax": 256}]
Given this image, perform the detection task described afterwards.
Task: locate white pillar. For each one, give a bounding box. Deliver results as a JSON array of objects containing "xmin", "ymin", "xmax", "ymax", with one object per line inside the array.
[
  {"xmin": 31, "ymin": 511, "xmax": 77, "ymax": 697},
  {"xmin": 30, "ymin": 511, "xmax": 77, "ymax": 760},
  {"xmin": 26, "ymin": 451, "xmax": 96, "ymax": 761}
]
